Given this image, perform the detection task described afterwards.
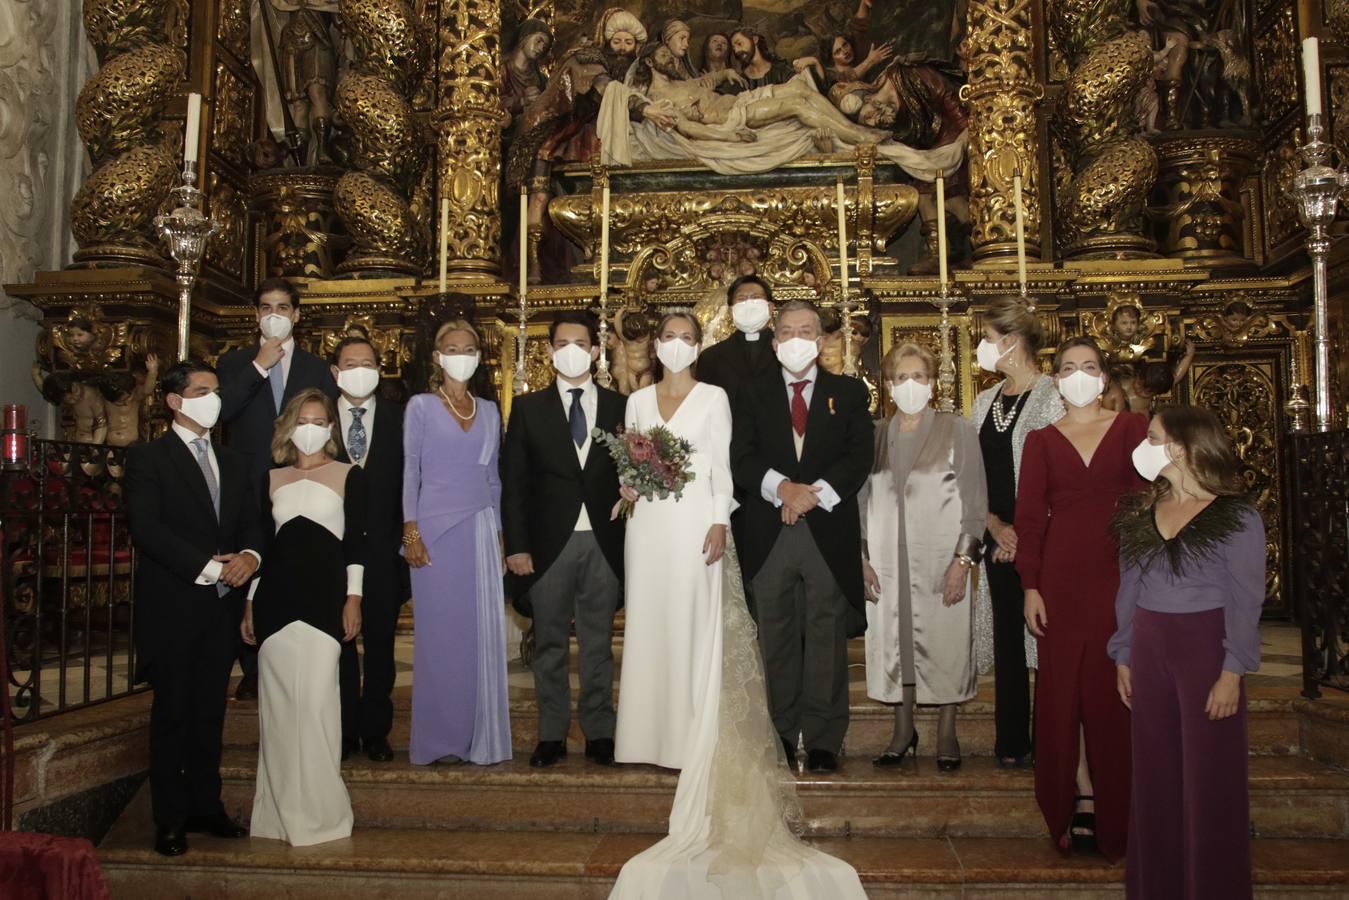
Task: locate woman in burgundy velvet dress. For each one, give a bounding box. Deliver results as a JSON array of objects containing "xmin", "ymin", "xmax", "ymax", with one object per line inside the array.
[{"xmin": 1015, "ymin": 337, "xmax": 1147, "ymax": 860}]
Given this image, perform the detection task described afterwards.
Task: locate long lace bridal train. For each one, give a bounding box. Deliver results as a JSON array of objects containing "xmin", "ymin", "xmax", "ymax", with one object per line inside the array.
[{"xmin": 609, "ymin": 539, "xmax": 868, "ymax": 899}]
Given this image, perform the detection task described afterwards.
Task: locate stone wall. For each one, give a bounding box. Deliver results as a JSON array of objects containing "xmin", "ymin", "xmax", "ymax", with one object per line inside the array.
[{"xmin": 0, "ymin": 0, "xmax": 94, "ymax": 433}]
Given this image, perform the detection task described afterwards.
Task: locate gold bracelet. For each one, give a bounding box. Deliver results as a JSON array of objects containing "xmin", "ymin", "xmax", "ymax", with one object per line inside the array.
[
  {"xmin": 955, "ymin": 554, "xmax": 975, "ymax": 569},
  {"xmin": 401, "ymin": 529, "xmax": 422, "ymax": 547}
]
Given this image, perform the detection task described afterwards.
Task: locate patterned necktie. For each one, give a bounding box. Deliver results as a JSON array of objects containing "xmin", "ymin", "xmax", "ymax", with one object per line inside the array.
[
  {"xmin": 192, "ymin": 438, "xmax": 229, "ymax": 598},
  {"xmin": 790, "ymin": 381, "xmax": 809, "ymax": 437},
  {"xmin": 348, "ymin": 407, "xmax": 368, "ymax": 463},
  {"xmin": 568, "ymin": 388, "xmax": 587, "ymax": 448},
  {"xmin": 270, "ymin": 350, "xmax": 285, "ymax": 413}
]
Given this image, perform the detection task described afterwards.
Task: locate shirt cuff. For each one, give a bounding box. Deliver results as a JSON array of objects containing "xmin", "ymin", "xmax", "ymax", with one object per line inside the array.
[
  {"xmin": 247, "ymin": 578, "xmax": 259, "ymax": 601},
  {"xmin": 1112, "ymin": 648, "xmax": 1131, "ymax": 667},
  {"xmin": 346, "ymin": 564, "xmax": 365, "ymax": 597},
  {"xmin": 761, "ymin": 469, "xmax": 788, "ymax": 507},
  {"xmin": 241, "ymin": 549, "xmax": 261, "ymax": 568},
  {"xmin": 811, "ymin": 479, "xmax": 841, "ymax": 512},
  {"xmin": 195, "ymin": 558, "xmax": 223, "ymax": 586},
  {"xmin": 1222, "ymin": 651, "xmax": 1253, "ymax": 677},
  {"xmin": 253, "ymin": 361, "xmax": 271, "ymax": 378}
]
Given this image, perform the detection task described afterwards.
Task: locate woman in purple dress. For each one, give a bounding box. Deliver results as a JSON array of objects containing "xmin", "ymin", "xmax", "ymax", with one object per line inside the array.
[
  {"xmin": 1109, "ymin": 405, "xmax": 1264, "ymax": 899},
  {"xmin": 402, "ymin": 320, "xmax": 511, "ymax": 766}
]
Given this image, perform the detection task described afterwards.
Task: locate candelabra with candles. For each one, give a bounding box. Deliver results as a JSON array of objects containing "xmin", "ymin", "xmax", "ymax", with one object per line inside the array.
[
  {"xmin": 154, "ymin": 93, "xmax": 218, "ymax": 361},
  {"xmin": 594, "ymin": 163, "xmax": 614, "ymax": 388},
  {"xmin": 934, "ymin": 170, "xmax": 956, "ymax": 412},
  {"xmin": 835, "ymin": 176, "xmax": 859, "ymax": 377},
  {"xmin": 1287, "ymin": 38, "xmax": 1344, "ymax": 432}
]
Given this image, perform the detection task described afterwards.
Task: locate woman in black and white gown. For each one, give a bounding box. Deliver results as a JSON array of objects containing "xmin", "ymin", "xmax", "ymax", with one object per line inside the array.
[
  {"xmin": 243, "ymin": 388, "xmax": 366, "ymax": 847},
  {"xmin": 610, "ymin": 311, "xmax": 865, "ymax": 899}
]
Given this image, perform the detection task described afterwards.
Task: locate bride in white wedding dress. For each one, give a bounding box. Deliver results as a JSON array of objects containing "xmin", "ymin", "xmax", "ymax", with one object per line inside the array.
[{"xmin": 611, "ymin": 311, "xmax": 866, "ymax": 900}]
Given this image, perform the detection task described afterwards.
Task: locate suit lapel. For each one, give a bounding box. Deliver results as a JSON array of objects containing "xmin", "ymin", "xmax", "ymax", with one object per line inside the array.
[
  {"xmin": 544, "ymin": 386, "xmax": 583, "ymax": 474},
  {"xmin": 281, "ymin": 350, "xmax": 310, "ymax": 407},
  {"xmin": 798, "ymin": 370, "xmax": 835, "ymax": 467}
]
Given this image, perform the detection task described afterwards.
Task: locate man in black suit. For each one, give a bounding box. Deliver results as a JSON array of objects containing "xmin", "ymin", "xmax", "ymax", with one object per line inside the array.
[
  {"xmin": 126, "ymin": 359, "xmax": 263, "ymax": 856},
  {"xmin": 217, "ymin": 276, "xmax": 337, "ymax": 699},
  {"xmin": 695, "ymin": 274, "xmax": 779, "ymax": 401},
  {"xmin": 730, "ymin": 299, "xmax": 874, "ymax": 774},
  {"xmin": 329, "ymin": 335, "xmax": 408, "ymax": 763},
  {"xmin": 501, "ymin": 311, "xmax": 626, "ymax": 768}
]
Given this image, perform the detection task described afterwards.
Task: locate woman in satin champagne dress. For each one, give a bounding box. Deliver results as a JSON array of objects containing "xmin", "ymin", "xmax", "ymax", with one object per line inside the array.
[{"xmin": 860, "ymin": 343, "xmax": 987, "ymax": 770}]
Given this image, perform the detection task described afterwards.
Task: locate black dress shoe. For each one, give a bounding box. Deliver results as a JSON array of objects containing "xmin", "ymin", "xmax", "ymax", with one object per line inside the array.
[
  {"xmin": 364, "ymin": 736, "xmax": 394, "ymax": 762},
  {"xmin": 805, "ymin": 749, "xmax": 839, "ymax": 773},
  {"xmin": 341, "ymin": 737, "xmax": 360, "ymax": 761},
  {"xmin": 155, "ymin": 826, "xmax": 187, "ymax": 857},
  {"xmin": 585, "ymin": 738, "xmax": 615, "ymax": 766},
  {"xmin": 184, "ymin": 812, "xmax": 247, "ymax": 839},
  {"xmin": 529, "ymin": 740, "xmax": 567, "ymax": 768},
  {"xmin": 233, "ymin": 672, "xmax": 258, "ymax": 702}
]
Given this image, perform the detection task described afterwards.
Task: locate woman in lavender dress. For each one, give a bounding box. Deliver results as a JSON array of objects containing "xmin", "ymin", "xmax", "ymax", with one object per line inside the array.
[{"xmin": 402, "ymin": 320, "xmax": 511, "ymax": 766}]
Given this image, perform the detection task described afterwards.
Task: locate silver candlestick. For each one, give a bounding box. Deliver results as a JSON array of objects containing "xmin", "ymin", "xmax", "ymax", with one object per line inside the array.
[
  {"xmin": 513, "ymin": 290, "xmax": 529, "ymax": 396},
  {"xmin": 1286, "ymin": 113, "xmax": 1348, "ymax": 431},
  {"xmin": 155, "ymin": 162, "xmax": 220, "ymax": 361},
  {"xmin": 934, "ymin": 283, "xmax": 957, "ymax": 413}
]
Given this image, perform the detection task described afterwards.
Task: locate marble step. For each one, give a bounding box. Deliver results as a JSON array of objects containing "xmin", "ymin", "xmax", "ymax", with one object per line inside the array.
[
  {"xmin": 221, "ymin": 679, "xmax": 1304, "ymax": 758},
  {"xmin": 212, "ymin": 749, "xmax": 1349, "ymax": 840},
  {"xmin": 97, "ymin": 788, "xmax": 1349, "ymax": 899}
]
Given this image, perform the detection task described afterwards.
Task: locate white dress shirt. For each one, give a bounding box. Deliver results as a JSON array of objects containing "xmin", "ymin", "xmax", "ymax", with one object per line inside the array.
[
  {"xmin": 338, "ymin": 393, "xmax": 377, "ymax": 467},
  {"xmin": 759, "ymin": 366, "xmax": 842, "ymax": 513},
  {"xmin": 558, "ymin": 377, "xmax": 597, "ymax": 531},
  {"xmin": 172, "ymin": 422, "xmax": 261, "ymax": 584},
  {"xmin": 252, "ymin": 336, "xmax": 296, "ymax": 383}
]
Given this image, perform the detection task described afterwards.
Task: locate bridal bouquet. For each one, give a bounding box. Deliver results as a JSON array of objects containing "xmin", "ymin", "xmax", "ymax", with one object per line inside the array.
[{"xmin": 591, "ymin": 425, "xmax": 696, "ymax": 519}]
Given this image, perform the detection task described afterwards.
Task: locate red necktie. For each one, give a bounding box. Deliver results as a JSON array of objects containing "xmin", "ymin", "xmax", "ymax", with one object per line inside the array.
[{"xmin": 791, "ymin": 381, "xmax": 809, "ymax": 437}]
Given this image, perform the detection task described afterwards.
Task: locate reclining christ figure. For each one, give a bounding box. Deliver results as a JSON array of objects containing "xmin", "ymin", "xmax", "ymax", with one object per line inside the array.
[{"xmin": 628, "ymin": 43, "xmax": 890, "ymax": 150}]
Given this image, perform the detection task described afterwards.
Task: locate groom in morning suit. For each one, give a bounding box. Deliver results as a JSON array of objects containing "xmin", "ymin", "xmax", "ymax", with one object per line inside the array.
[
  {"xmin": 126, "ymin": 360, "xmax": 262, "ymax": 856},
  {"xmin": 731, "ymin": 299, "xmax": 874, "ymax": 774},
  {"xmin": 502, "ymin": 310, "xmax": 626, "ymax": 768}
]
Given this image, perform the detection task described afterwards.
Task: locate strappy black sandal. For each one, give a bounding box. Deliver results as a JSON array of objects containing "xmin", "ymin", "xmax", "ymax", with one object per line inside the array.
[{"xmin": 1070, "ymin": 794, "xmax": 1098, "ymax": 852}]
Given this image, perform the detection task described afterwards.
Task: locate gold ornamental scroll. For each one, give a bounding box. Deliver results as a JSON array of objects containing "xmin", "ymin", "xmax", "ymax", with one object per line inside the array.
[
  {"xmin": 959, "ymin": 0, "xmax": 1043, "ymax": 267},
  {"xmin": 437, "ymin": 0, "xmax": 504, "ymax": 280}
]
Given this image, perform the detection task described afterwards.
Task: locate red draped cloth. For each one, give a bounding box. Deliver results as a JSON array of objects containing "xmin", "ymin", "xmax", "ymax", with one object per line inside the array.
[{"xmin": 0, "ymin": 832, "xmax": 110, "ymax": 900}]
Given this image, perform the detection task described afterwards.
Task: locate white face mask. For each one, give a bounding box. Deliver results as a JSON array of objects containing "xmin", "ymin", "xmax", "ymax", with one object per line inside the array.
[
  {"xmin": 1057, "ymin": 370, "xmax": 1104, "ymax": 408},
  {"xmin": 291, "ymin": 422, "xmax": 331, "ymax": 456},
  {"xmin": 731, "ymin": 298, "xmax": 771, "ymax": 334},
  {"xmin": 336, "ymin": 366, "xmax": 380, "ymax": 399},
  {"xmin": 259, "ymin": 313, "xmax": 294, "ymax": 341},
  {"xmin": 976, "ymin": 337, "xmax": 1014, "ymax": 373},
  {"xmin": 656, "ymin": 338, "xmax": 699, "ymax": 373},
  {"xmin": 437, "ymin": 352, "xmax": 480, "ymax": 383},
  {"xmin": 552, "ymin": 343, "xmax": 593, "ymax": 379},
  {"xmin": 890, "ymin": 380, "xmax": 933, "ymax": 415},
  {"xmin": 775, "ymin": 336, "xmax": 819, "ymax": 373},
  {"xmin": 1131, "ymin": 439, "xmax": 1173, "ymax": 481},
  {"xmin": 176, "ymin": 392, "xmax": 221, "ymax": 430}
]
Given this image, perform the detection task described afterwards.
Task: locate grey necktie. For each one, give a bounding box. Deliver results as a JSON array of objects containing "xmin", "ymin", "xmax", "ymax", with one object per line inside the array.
[
  {"xmin": 348, "ymin": 407, "xmax": 368, "ymax": 463},
  {"xmin": 270, "ymin": 352, "xmax": 285, "ymax": 413},
  {"xmin": 192, "ymin": 438, "xmax": 229, "ymax": 597}
]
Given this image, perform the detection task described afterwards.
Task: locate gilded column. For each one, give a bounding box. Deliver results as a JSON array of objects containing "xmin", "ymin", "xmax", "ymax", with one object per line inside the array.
[
  {"xmin": 70, "ymin": 0, "xmax": 184, "ymax": 266},
  {"xmin": 437, "ymin": 0, "xmax": 503, "ymax": 280},
  {"xmin": 959, "ymin": 0, "xmax": 1044, "ymax": 267}
]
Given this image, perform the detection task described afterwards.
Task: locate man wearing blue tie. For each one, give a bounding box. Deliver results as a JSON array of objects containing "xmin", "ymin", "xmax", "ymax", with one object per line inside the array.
[{"xmin": 217, "ymin": 277, "xmax": 337, "ymax": 700}]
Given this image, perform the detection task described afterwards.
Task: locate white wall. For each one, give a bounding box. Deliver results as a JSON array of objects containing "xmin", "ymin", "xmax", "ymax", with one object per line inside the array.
[{"xmin": 0, "ymin": 0, "xmax": 94, "ymax": 435}]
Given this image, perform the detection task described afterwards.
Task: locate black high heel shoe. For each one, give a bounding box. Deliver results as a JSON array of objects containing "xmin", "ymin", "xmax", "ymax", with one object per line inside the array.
[
  {"xmin": 1069, "ymin": 794, "xmax": 1098, "ymax": 853},
  {"xmin": 936, "ymin": 753, "xmax": 962, "ymax": 772},
  {"xmin": 872, "ymin": 729, "xmax": 919, "ymax": 767}
]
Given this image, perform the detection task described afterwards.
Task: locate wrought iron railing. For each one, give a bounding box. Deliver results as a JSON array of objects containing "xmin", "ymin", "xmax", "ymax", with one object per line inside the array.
[
  {"xmin": 1, "ymin": 441, "xmax": 143, "ymax": 722},
  {"xmin": 1287, "ymin": 429, "xmax": 1349, "ymax": 698}
]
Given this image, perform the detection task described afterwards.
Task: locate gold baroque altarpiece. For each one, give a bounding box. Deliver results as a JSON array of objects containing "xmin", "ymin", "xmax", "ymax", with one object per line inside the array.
[{"xmin": 9, "ymin": 0, "xmax": 1349, "ymax": 616}]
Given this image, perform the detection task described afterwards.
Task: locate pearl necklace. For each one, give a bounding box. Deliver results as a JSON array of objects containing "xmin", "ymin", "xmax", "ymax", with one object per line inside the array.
[
  {"xmin": 990, "ymin": 384, "xmax": 1030, "ymax": 433},
  {"xmin": 439, "ymin": 386, "xmax": 476, "ymax": 421}
]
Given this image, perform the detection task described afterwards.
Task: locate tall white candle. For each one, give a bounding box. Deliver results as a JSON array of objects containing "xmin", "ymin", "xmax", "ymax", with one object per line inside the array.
[
  {"xmin": 598, "ymin": 184, "xmax": 611, "ymax": 300},
  {"xmin": 1303, "ymin": 37, "xmax": 1323, "ymax": 117},
  {"xmin": 184, "ymin": 92, "xmax": 202, "ymax": 166},
  {"xmin": 935, "ymin": 170, "xmax": 948, "ymax": 293},
  {"xmin": 519, "ymin": 185, "xmax": 529, "ymax": 303},
  {"xmin": 835, "ymin": 177, "xmax": 849, "ymax": 303},
  {"xmin": 438, "ymin": 197, "xmax": 449, "ymax": 293},
  {"xmin": 1013, "ymin": 171, "xmax": 1027, "ymax": 295}
]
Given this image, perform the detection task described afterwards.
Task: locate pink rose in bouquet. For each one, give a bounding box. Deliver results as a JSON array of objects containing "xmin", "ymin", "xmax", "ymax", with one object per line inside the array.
[{"xmin": 590, "ymin": 424, "xmax": 696, "ymax": 519}]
